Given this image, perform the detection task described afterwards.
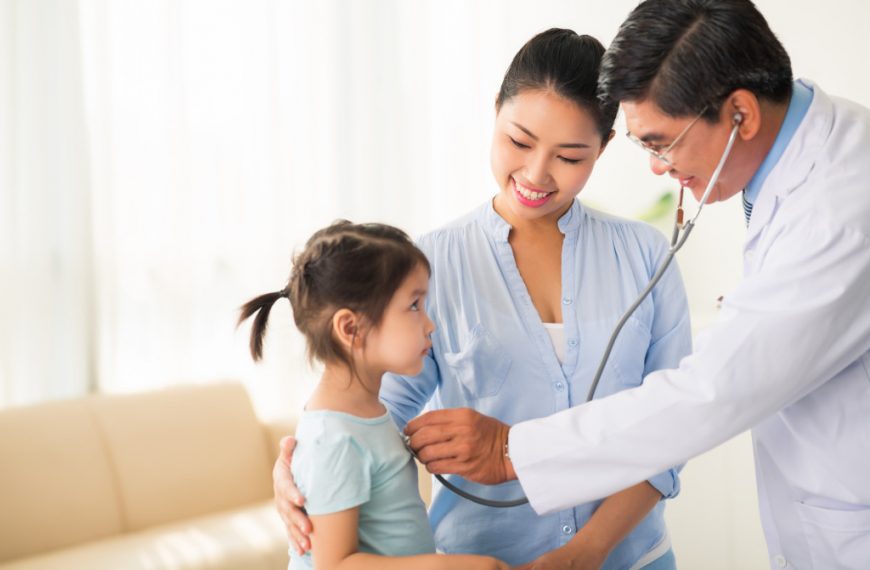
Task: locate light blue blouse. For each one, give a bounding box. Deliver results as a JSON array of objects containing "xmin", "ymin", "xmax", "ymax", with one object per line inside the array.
[{"xmin": 380, "ymin": 199, "xmax": 692, "ymax": 568}]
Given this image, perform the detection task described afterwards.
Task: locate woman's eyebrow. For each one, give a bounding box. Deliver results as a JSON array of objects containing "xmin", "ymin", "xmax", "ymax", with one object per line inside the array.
[{"xmin": 510, "ymin": 121, "xmax": 590, "ymax": 149}]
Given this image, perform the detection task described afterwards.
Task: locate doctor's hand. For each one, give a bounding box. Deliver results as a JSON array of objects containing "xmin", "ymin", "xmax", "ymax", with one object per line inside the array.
[
  {"xmin": 405, "ymin": 408, "xmax": 516, "ymax": 485},
  {"xmin": 273, "ymin": 436, "xmax": 312, "ymax": 555}
]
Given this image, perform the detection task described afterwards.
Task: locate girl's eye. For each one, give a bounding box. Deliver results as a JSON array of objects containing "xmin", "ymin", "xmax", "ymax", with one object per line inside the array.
[
  {"xmin": 410, "ymin": 300, "xmax": 420, "ymax": 311},
  {"xmin": 509, "ymin": 136, "xmax": 530, "ymax": 150},
  {"xmin": 558, "ymin": 156, "xmax": 582, "ymax": 165}
]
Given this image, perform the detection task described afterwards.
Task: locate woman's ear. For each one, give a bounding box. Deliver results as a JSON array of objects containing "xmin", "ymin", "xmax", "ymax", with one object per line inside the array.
[
  {"xmin": 331, "ymin": 309, "xmax": 360, "ymax": 351},
  {"xmin": 598, "ymin": 129, "xmax": 616, "ymax": 157}
]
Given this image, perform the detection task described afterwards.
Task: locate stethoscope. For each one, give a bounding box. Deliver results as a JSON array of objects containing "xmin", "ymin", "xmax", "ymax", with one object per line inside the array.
[{"xmin": 422, "ymin": 112, "xmax": 744, "ymax": 508}]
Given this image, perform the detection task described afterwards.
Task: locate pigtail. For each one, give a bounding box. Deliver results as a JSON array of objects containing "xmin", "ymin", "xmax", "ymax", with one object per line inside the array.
[{"xmin": 237, "ymin": 290, "xmax": 287, "ymax": 361}]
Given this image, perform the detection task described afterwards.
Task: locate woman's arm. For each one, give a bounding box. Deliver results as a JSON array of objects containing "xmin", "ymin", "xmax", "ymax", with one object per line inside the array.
[
  {"xmin": 311, "ymin": 508, "xmax": 509, "ymax": 570},
  {"xmin": 515, "ymin": 481, "xmax": 661, "ymax": 570}
]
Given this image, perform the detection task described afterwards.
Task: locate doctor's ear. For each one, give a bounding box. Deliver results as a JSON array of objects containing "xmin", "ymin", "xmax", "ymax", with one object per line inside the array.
[
  {"xmin": 332, "ymin": 309, "xmax": 365, "ymax": 350},
  {"xmin": 723, "ymin": 89, "xmax": 762, "ymax": 141}
]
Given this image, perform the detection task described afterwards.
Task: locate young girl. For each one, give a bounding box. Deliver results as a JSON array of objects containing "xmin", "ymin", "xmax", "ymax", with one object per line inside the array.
[
  {"xmin": 239, "ymin": 221, "xmax": 509, "ymax": 570},
  {"xmin": 277, "ymin": 30, "xmax": 690, "ymax": 569}
]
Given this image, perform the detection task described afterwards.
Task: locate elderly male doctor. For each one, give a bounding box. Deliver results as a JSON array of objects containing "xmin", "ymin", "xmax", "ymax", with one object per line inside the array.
[{"xmin": 275, "ymin": 0, "xmax": 870, "ymax": 568}]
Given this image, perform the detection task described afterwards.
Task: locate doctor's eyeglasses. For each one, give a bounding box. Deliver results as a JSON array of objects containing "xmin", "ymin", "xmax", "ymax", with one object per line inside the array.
[{"xmin": 625, "ymin": 106, "xmax": 709, "ymax": 167}]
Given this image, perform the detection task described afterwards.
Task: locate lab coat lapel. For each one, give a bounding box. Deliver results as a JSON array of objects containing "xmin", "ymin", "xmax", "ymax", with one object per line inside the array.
[{"xmin": 744, "ymin": 80, "xmax": 835, "ymax": 256}]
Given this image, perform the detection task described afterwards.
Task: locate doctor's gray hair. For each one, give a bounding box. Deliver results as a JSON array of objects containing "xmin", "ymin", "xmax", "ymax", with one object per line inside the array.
[
  {"xmin": 496, "ymin": 28, "xmax": 618, "ymax": 143},
  {"xmin": 598, "ymin": 0, "xmax": 793, "ymax": 121}
]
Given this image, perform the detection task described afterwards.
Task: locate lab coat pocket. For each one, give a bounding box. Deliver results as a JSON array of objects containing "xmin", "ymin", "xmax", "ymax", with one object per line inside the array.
[
  {"xmin": 611, "ymin": 317, "xmax": 652, "ymax": 389},
  {"xmin": 443, "ymin": 323, "xmax": 512, "ymax": 399},
  {"xmin": 795, "ymin": 501, "xmax": 870, "ymax": 569}
]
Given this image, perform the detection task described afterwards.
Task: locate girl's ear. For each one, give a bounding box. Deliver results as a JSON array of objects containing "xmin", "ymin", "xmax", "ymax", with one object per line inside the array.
[{"xmin": 331, "ymin": 309, "xmax": 360, "ymax": 351}]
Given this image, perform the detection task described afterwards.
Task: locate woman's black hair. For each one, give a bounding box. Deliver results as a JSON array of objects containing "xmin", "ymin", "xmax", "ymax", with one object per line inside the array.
[
  {"xmin": 238, "ymin": 221, "xmax": 430, "ymax": 375},
  {"xmin": 496, "ymin": 28, "xmax": 618, "ymax": 142}
]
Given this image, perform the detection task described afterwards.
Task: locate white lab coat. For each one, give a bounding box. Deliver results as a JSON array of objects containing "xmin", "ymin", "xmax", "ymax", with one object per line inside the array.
[{"xmin": 510, "ymin": 80, "xmax": 870, "ymax": 570}]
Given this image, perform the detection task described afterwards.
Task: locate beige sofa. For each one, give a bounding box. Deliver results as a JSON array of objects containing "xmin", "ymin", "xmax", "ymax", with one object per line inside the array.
[{"xmin": 0, "ymin": 382, "xmax": 295, "ymax": 570}]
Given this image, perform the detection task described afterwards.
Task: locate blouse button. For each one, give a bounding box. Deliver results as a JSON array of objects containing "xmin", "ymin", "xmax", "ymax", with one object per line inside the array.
[
  {"xmin": 561, "ymin": 525, "xmax": 573, "ymax": 535},
  {"xmin": 562, "ymin": 297, "xmax": 573, "ymax": 305},
  {"xmin": 555, "ymin": 382, "xmax": 565, "ymax": 391}
]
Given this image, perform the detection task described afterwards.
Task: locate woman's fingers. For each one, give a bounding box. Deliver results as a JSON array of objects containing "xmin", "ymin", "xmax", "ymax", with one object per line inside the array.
[{"xmin": 272, "ymin": 435, "xmax": 312, "ymax": 555}]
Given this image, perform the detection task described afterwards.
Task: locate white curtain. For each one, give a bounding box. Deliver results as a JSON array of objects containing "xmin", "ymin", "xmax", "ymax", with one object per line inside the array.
[{"xmin": 1, "ymin": 0, "xmax": 96, "ymax": 405}]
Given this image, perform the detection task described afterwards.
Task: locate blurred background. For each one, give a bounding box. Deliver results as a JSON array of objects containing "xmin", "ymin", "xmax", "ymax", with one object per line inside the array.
[{"xmin": 2, "ymin": 1, "xmax": 868, "ymax": 568}]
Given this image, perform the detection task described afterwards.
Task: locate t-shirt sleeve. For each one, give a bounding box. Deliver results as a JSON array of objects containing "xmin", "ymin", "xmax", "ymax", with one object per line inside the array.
[{"xmin": 293, "ymin": 433, "xmax": 372, "ymax": 516}]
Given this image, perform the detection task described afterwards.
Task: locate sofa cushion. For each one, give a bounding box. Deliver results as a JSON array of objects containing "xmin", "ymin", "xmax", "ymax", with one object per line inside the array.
[
  {"xmin": 0, "ymin": 399, "xmax": 124, "ymax": 562},
  {"xmin": 88, "ymin": 383, "xmax": 275, "ymax": 531},
  {"xmin": 0, "ymin": 501, "xmax": 288, "ymax": 570}
]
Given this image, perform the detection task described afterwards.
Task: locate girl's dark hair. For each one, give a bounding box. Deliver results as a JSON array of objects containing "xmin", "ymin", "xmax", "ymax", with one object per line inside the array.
[
  {"xmin": 238, "ymin": 221, "xmax": 430, "ymax": 370},
  {"xmin": 599, "ymin": 0, "xmax": 792, "ymax": 121},
  {"xmin": 496, "ymin": 28, "xmax": 618, "ymax": 142}
]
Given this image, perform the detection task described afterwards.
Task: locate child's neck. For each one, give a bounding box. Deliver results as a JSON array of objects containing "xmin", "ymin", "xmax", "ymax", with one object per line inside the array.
[{"xmin": 305, "ymin": 362, "xmax": 386, "ymax": 418}]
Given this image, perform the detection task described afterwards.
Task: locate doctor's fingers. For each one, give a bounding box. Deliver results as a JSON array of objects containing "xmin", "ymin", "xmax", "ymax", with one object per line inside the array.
[
  {"xmin": 405, "ymin": 407, "xmax": 478, "ymax": 435},
  {"xmin": 414, "ymin": 440, "xmax": 468, "ymax": 465},
  {"xmin": 422, "ymin": 457, "xmax": 470, "ymax": 477},
  {"xmin": 407, "ymin": 422, "xmax": 465, "ymax": 452}
]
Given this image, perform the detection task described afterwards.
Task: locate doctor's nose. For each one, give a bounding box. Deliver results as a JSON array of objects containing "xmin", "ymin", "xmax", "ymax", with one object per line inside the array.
[{"xmin": 649, "ymin": 154, "xmax": 672, "ymax": 176}]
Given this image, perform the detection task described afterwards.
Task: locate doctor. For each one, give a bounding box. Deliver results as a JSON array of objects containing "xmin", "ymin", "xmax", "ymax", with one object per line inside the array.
[{"xmin": 404, "ymin": 0, "xmax": 870, "ymax": 568}]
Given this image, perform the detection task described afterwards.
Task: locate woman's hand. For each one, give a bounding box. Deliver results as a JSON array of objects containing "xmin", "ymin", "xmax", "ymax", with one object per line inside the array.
[
  {"xmin": 273, "ymin": 436, "xmax": 313, "ymax": 555},
  {"xmin": 513, "ymin": 542, "xmax": 607, "ymax": 570},
  {"xmin": 404, "ymin": 408, "xmax": 515, "ymax": 485}
]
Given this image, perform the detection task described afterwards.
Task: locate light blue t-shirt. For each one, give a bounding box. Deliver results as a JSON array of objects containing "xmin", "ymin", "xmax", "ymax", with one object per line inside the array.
[
  {"xmin": 380, "ymin": 199, "xmax": 692, "ymax": 568},
  {"xmin": 288, "ymin": 410, "xmax": 436, "ymax": 569}
]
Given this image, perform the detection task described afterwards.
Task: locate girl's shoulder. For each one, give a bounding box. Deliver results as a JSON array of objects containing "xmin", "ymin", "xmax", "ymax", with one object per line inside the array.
[{"xmin": 295, "ymin": 409, "xmax": 392, "ymax": 439}]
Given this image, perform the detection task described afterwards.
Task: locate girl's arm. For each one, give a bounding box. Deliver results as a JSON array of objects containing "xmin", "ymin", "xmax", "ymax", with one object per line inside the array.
[
  {"xmin": 311, "ymin": 508, "xmax": 509, "ymax": 570},
  {"xmin": 515, "ymin": 481, "xmax": 661, "ymax": 569}
]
